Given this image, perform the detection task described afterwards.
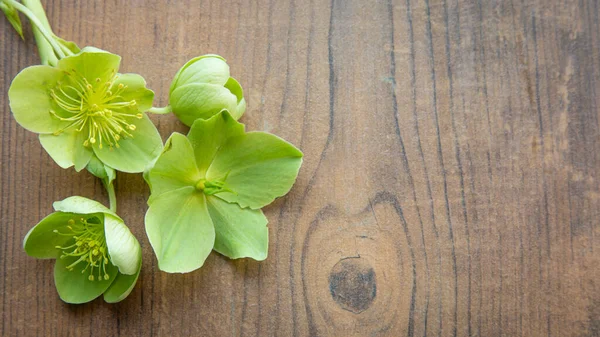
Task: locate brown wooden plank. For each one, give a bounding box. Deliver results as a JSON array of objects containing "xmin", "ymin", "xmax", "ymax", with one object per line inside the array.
[{"xmin": 1, "ymin": 0, "xmax": 598, "ymax": 336}]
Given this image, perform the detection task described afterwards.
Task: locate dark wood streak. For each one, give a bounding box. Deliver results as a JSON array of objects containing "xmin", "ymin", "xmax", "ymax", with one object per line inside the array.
[{"xmin": 423, "ymin": 0, "xmax": 459, "ymax": 336}]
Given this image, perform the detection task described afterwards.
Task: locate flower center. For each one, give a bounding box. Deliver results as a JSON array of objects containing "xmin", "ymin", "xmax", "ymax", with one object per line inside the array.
[
  {"xmin": 195, "ymin": 172, "xmax": 235, "ymax": 195},
  {"xmin": 54, "ymin": 217, "xmax": 111, "ymax": 281},
  {"xmin": 49, "ymin": 69, "xmax": 143, "ymax": 150}
]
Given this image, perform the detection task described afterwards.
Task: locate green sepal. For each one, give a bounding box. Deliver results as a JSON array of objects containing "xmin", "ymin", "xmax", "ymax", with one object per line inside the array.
[
  {"xmin": 54, "ymin": 255, "xmax": 118, "ymax": 304},
  {"xmin": 144, "ymin": 187, "xmax": 215, "ymax": 273},
  {"xmin": 23, "ymin": 212, "xmax": 86, "ymax": 259},
  {"xmin": 85, "ymin": 154, "xmax": 116, "ymax": 186},
  {"xmin": 206, "ymin": 196, "xmax": 268, "ymax": 260},
  {"xmin": 103, "ymin": 248, "xmax": 142, "ymax": 303}
]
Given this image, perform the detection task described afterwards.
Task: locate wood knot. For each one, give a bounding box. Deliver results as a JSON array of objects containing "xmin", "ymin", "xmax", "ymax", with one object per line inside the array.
[{"xmin": 328, "ymin": 257, "xmax": 376, "ymax": 314}]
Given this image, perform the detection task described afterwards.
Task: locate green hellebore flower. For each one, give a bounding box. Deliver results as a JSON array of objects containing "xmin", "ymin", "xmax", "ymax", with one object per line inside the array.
[
  {"xmin": 169, "ymin": 55, "xmax": 246, "ymax": 126},
  {"xmin": 144, "ymin": 110, "xmax": 302, "ymax": 273},
  {"xmin": 8, "ymin": 47, "xmax": 163, "ymax": 173},
  {"xmin": 23, "ymin": 196, "xmax": 142, "ymax": 304}
]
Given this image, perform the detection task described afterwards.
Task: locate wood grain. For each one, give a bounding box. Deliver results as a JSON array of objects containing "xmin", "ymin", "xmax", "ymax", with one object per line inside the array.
[{"xmin": 1, "ymin": 0, "xmax": 599, "ymax": 336}]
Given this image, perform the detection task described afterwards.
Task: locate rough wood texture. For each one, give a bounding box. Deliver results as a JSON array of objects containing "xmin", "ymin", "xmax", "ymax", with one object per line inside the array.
[{"xmin": 1, "ymin": 0, "xmax": 599, "ymax": 336}]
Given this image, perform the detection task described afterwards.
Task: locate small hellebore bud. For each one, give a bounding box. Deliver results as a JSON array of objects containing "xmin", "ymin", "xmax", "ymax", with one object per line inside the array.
[{"xmin": 169, "ymin": 55, "xmax": 246, "ymax": 126}]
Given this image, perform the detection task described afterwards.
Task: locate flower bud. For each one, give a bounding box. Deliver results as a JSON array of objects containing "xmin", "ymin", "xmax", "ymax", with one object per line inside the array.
[{"xmin": 169, "ymin": 55, "xmax": 246, "ymax": 126}]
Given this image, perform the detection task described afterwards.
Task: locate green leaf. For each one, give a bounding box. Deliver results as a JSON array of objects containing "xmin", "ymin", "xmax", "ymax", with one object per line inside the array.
[
  {"xmin": 170, "ymin": 55, "xmax": 229, "ymax": 95},
  {"xmin": 170, "ymin": 83, "xmax": 238, "ymax": 126},
  {"xmin": 54, "ymin": 256, "xmax": 117, "ymax": 304},
  {"xmin": 53, "ymin": 196, "xmax": 117, "ymax": 217},
  {"xmin": 104, "ymin": 214, "xmax": 141, "ymax": 275},
  {"xmin": 23, "ymin": 212, "xmax": 81, "ymax": 259},
  {"xmin": 187, "ymin": 111, "xmax": 244, "ymax": 176},
  {"xmin": 207, "ymin": 132, "xmax": 303, "ymax": 209},
  {"xmin": 8, "ymin": 65, "xmax": 68, "ymax": 133},
  {"xmin": 0, "ymin": 1, "xmax": 24, "ymax": 40},
  {"xmin": 146, "ymin": 133, "xmax": 201, "ymax": 203},
  {"xmin": 39, "ymin": 131, "xmax": 93, "ymax": 172},
  {"xmin": 57, "ymin": 49, "xmax": 121, "ymax": 84},
  {"xmin": 114, "ymin": 73, "xmax": 155, "ymax": 112},
  {"xmin": 103, "ymin": 250, "xmax": 142, "ymax": 303},
  {"xmin": 93, "ymin": 114, "xmax": 163, "ymax": 173},
  {"xmin": 206, "ymin": 196, "xmax": 268, "ymax": 260},
  {"xmin": 145, "ymin": 187, "xmax": 215, "ymax": 273}
]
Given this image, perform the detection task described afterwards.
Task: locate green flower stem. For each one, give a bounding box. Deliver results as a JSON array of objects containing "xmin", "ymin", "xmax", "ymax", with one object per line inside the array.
[
  {"xmin": 148, "ymin": 105, "xmax": 172, "ymax": 114},
  {"xmin": 5, "ymin": 0, "xmax": 66, "ymax": 60},
  {"xmin": 104, "ymin": 181, "xmax": 117, "ymax": 213}
]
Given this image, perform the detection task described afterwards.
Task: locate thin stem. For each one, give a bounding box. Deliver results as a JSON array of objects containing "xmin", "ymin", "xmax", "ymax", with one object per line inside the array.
[
  {"xmin": 105, "ymin": 181, "xmax": 117, "ymax": 213},
  {"xmin": 148, "ymin": 105, "xmax": 172, "ymax": 114},
  {"xmin": 5, "ymin": 0, "xmax": 66, "ymax": 59}
]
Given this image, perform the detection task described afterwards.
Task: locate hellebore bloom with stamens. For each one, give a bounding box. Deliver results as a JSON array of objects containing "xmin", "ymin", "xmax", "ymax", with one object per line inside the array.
[
  {"xmin": 168, "ymin": 54, "xmax": 246, "ymax": 126},
  {"xmin": 23, "ymin": 196, "xmax": 142, "ymax": 304},
  {"xmin": 144, "ymin": 110, "xmax": 302, "ymax": 273},
  {"xmin": 8, "ymin": 47, "xmax": 163, "ymax": 173}
]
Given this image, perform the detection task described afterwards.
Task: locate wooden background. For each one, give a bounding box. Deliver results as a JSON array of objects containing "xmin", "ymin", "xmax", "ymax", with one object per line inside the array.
[{"xmin": 1, "ymin": 0, "xmax": 599, "ymax": 336}]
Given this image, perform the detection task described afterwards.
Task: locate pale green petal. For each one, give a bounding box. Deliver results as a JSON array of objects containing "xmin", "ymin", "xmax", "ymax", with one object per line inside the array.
[
  {"xmin": 207, "ymin": 132, "xmax": 303, "ymax": 209},
  {"xmin": 54, "ymin": 257, "xmax": 118, "ymax": 304},
  {"xmin": 23, "ymin": 212, "xmax": 80, "ymax": 259},
  {"xmin": 103, "ymin": 250, "xmax": 142, "ymax": 303},
  {"xmin": 57, "ymin": 50, "xmax": 121, "ymax": 84},
  {"xmin": 114, "ymin": 73, "xmax": 154, "ymax": 112},
  {"xmin": 8, "ymin": 65, "xmax": 68, "ymax": 133},
  {"xmin": 93, "ymin": 114, "xmax": 163, "ymax": 173},
  {"xmin": 40, "ymin": 131, "xmax": 93, "ymax": 171},
  {"xmin": 187, "ymin": 111, "xmax": 244, "ymax": 175},
  {"xmin": 146, "ymin": 133, "xmax": 201, "ymax": 203},
  {"xmin": 170, "ymin": 55, "xmax": 230, "ymax": 94},
  {"xmin": 53, "ymin": 196, "xmax": 116, "ymax": 217},
  {"xmin": 224, "ymin": 77, "xmax": 245, "ymax": 120},
  {"xmin": 233, "ymin": 97, "xmax": 247, "ymax": 120},
  {"xmin": 104, "ymin": 214, "xmax": 141, "ymax": 275},
  {"xmin": 145, "ymin": 187, "xmax": 215, "ymax": 273},
  {"xmin": 170, "ymin": 83, "xmax": 238, "ymax": 126},
  {"xmin": 206, "ymin": 196, "xmax": 268, "ymax": 260}
]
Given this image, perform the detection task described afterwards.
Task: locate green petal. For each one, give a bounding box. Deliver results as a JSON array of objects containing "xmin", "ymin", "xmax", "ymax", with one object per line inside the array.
[
  {"xmin": 8, "ymin": 65, "xmax": 67, "ymax": 133},
  {"xmin": 187, "ymin": 111, "xmax": 244, "ymax": 175},
  {"xmin": 39, "ymin": 131, "xmax": 93, "ymax": 171},
  {"xmin": 53, "ymin": 196, "xmax": 116, "ymax": 217},
  {"xmin": 207, "ymin": 132, "xmax": 303, "ymax": 209},
  {"xmin": 104, "ymin": 214, "xmax": 141, "ymax": 275},
  {"xmin": 170, "ymin": 83, "xmax": 238, "ymax": 126},
  {"xmin": 224, "ymin": 77, "xmax": 246, "ymax": 120},
  {"xmin": 146, "ymin": 133, "xmax": 201, "ymax": 203},
  {"xmin": 23, "ymin": 212, "xmax": 80, "ymax": 259},
  {"xmin": 114, "ymin": 73, "xmax": 155, "ymax": 112},
  {"xmin": 170, "ymin": 55, "xmax": 230, "ymax": 94},
  {"xmin": 54, "ymin": 257, "xmax": 118, "ymax": 304},
  {"xmin": 57, "ymin": 49, "xmax": 121, "ymax": 84},
  {"xmin": 103, "ymin": 250, "xmax": 142, "ymax": 303},
  {"xmin": 206, "ymin": 196, "xmax": 268, "ymax": 260},
  {"xmin": 93, "ymin": 114, "xmax": 163, "ymax": 173},
  {"xmin": 145, "ymin": 187, "xmax": 215, "ymax": 273}
]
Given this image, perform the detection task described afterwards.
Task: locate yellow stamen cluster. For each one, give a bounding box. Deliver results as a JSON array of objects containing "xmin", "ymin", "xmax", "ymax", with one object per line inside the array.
[
  {"xmin": 49, "ymin": 69, "xmax": 143, "ymax": 150},
  {"xmin": 54, "ymin": 218, "xmax": 111, "ymax": 282}
]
